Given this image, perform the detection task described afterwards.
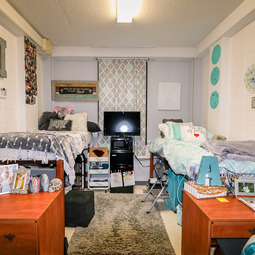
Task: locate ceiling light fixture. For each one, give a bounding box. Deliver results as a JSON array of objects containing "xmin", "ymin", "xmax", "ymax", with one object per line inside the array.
[{"xmin": 117, "ymin": 0, "xmax": 142, "ymax": 23}]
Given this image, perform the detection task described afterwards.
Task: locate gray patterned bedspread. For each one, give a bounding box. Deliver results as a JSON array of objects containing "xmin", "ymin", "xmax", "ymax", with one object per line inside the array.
[
  {"xmin": 0, "ymin": 131, "xmax": 92, "ymax": 185},
  {"xmin": 201, "ymin": 140, "xmax": 255, "ymax": 162}
]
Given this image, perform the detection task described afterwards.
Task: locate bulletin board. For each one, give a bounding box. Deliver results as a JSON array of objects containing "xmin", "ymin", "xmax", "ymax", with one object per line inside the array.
[{"xmin": 158, "ymin": 82, "xmax": 181, "ymax": 110}]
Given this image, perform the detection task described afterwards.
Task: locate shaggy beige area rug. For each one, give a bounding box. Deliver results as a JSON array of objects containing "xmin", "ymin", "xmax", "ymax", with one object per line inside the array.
[{"xmin": 68, "ymin": 192, "xmax": 176, "ymax": 255}]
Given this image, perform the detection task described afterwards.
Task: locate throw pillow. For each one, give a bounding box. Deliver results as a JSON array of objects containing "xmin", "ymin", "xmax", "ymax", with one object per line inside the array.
[
  {"xmin": 64, "ymin": 112, "xmax": 88, "ymax": 131},
  {"xmin": 166, "ymin": 121, "xmax": 193, "ymax": 139},
  {"xmin": 158, "ymin": 123, "xmax": 169, "ymax": 139},
  {"xmin": 87, "ymin": 121, "xmax": 101, "ymax": 132},
  {"xmin": 206, "ymin": 131, "xmax": 215, "ymax": 140},
  {"xmin": 38, "ymin": 111, "xmax": 59, "ymax": 130},
  {"xmin": 181, "ymin": 125, "xmax": 206, "ymax": 142},
  {"xmin": 47, "ymin": 119, "xmax": 72, "ymax": 131},
  {"xmin": 212, "ymin": 134, "xmax": 227, "ymax": 140}
]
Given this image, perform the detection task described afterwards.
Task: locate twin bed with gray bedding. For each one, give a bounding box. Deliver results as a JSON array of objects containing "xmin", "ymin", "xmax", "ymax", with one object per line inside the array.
[{"xmin": 0, "ymin": 131, "xmax": 92, "ymax": 185}]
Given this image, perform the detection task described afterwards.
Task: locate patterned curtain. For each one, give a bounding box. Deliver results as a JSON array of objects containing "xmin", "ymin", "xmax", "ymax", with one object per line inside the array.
[{"xmin": 98, "ymin": 58, "xmax": 147, "ymax": 156}]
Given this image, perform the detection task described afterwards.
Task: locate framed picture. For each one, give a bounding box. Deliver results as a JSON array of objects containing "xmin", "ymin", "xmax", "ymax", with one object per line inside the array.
[
  {"xmin": 51, "ymin": 80, "xmax": 99, "ymax": 101},
  {"xmin": 235, "ymin": 178, "xmax": 255, "ymax": 196},
  {"xmin": 0, "ymin": 164, "xmax": 18, "ymax": 195},
  {"xmin": 0, "ymin": 37, "xmax": 7, "ymax": 78},
  {"xmin": 10, "ymin": 167, "xmax": 31, "ymax": 194}
]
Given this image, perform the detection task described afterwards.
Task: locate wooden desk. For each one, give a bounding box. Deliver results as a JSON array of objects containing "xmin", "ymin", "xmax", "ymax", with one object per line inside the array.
[
  {"xmin": 182, "ymin": 191, "xmax": 255, "ymax": 255},
  {"xmin": 0, "ymin": 189, "xmax": 64, "ymax": 255}
]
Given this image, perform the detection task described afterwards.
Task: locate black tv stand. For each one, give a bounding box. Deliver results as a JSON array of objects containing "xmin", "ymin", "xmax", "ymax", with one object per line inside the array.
[{"xmin": 110, "ymin": 137, "xmax": 134, "ymax": 193}]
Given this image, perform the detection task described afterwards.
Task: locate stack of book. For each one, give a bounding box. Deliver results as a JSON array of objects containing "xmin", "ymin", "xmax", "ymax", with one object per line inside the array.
[{"xmin": 184, "ymin": 182, "xmax": 227, "ymax": 199}]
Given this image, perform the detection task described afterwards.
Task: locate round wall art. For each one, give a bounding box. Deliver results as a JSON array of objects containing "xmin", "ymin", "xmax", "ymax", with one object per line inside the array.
[
  {"xmin": 244, "ymin": 64, "xmax": 255, "ymax": 93},
  {"xmin": 210, "ymin": 66, "xmax": 220, "ymax": 86},
  {"xmin": 210, "ymin": 91, "xmax": 219, "ymax": 109},
  {"xmin": 211, "ymin": 44, "xmax": 221, "ymax": 65}
]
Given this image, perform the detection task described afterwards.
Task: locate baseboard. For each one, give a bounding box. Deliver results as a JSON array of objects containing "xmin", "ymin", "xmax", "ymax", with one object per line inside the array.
[{"xmin": 135, "ymin": 181, "xmax": 148, "ymax": 185}]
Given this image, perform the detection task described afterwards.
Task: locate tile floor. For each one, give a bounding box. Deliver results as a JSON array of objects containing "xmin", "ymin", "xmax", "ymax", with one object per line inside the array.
[{"xmin": 65, "ymin": 185, "xmax": 182, "ymax": 255}]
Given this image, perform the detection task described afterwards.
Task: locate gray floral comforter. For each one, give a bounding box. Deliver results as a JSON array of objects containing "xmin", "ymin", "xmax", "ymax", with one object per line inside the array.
[{"xmin": 0, "ymin": 131, "xmax": 92, "ymax": 185}]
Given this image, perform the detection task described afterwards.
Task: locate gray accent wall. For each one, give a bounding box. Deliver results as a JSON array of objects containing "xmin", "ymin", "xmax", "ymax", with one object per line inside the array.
[{"xmin": 41, "ymin": 56, "xmax": 203, "ymax": 181}]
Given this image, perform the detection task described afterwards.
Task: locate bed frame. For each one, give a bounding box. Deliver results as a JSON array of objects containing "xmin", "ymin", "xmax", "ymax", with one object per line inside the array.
[{"xmin": 150, "ymin": 152, "xmax": 170, "ymax": 178}]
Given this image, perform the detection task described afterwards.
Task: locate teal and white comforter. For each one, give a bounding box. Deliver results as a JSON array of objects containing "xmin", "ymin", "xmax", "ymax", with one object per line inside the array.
[{"xmin": 150, "ymin": 137, "xmax": 255, "ymax": 176}]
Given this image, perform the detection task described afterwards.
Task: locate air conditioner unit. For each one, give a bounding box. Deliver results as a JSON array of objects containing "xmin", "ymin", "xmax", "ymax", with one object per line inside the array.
[{"xmin": 40, "ymin": 38, "xmax": 53, "ymax": 56}]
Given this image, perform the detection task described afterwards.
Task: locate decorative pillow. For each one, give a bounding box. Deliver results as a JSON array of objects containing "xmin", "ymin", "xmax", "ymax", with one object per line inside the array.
[
  {"xmin": 87, "ymin": 121, "xmax": 101, "ymax": 133},
  {"xmin": 158, "ymin": 123, "xmax": 169, "ymax": 139},
  {"xmin": 166, "ymin": 121, "xmax": 193, "ymax": 139},
  {"xmin": 38, "ymin": 111, "xmax": 59, "ymax": 130},
  {"xmin": 206, "ymin": 131, "xmax": 215, "ymax": 140},
  {"xmin": 64, "ymin": 112, "xmax": 88, "ymax": 131},
  {"xmin": 212, "ymin": 134, "xmax": 227, "ymax": 140},
  {"xmin": 181, "ymin": 125, "xmax": 206, "ymax": 142},
  {"xmin": 47, "ymin": 119, "xmax": 72, "ymax": 131},
  {"xmin": 159, "ymin": 119, "xmax": 183, "ymax": 138}
]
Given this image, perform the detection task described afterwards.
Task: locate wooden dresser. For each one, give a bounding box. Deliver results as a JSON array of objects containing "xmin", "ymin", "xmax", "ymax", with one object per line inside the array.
[
  {"xmin": 0, "ymin": 189, "xmax": 64, "ymax": 255},
  {"xmin": 182, "ymin": 190, "xmax": 255, "ymax": 255}
]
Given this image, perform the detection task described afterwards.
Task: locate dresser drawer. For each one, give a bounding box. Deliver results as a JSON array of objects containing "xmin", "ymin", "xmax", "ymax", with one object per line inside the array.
[
  {"xmin": 212, "ymin": 221, "xmax": 255, "ymax": 238},
  {"xmin": 0, "ymin": 223, "xmax": 37, "ymax": 255}
]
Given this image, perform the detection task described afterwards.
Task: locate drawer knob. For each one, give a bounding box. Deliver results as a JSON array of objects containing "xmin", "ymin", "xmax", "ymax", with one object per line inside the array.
[
  {"xmin": 4, "ymin": 234, "xmax": 15, "ymax": 241},
  {"xmin": 249, "ymin": 229, "xmax": 255, "ymax": 235}
]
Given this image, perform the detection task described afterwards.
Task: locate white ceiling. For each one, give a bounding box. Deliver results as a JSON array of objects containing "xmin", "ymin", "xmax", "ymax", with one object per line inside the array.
[{"xmin": 6, "ymin": 0, "xmax": 245, "ymax": 48}]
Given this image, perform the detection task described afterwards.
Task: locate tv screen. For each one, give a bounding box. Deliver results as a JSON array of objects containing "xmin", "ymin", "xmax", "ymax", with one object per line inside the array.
[{"xmin": 104, "ymin": 111, "xmax": 140, "ymax": 136}]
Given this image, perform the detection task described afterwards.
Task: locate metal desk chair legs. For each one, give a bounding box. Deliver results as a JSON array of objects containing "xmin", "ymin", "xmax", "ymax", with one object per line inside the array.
[{"xmin": 142, "ymin": 160, "xmax": 176, "ymax": 213}]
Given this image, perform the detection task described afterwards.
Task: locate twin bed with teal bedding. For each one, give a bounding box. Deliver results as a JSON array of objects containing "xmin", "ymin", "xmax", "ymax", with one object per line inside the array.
[{"xmin": 150, "ymin": 121, "xmax": 255, "ymax": 210}]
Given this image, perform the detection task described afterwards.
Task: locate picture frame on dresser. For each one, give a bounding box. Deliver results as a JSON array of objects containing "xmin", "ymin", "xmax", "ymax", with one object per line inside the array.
[
  {"xmin": 235, "ymin": 178, "xmax": 255, "ymax": 196},
  {"xmin": 10, "ymin": 167, "xmax": 31, "ymax": 194},
  {"xmin": 0, "ymin": 164, "xmax": 18, "ymax": 195}
]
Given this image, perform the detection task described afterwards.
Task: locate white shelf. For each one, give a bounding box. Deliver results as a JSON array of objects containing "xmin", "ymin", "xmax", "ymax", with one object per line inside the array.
[
  {"xmin": 89, "ymin": 156, "xmax": 108, "ymax": 162},
  {"xmin": 87, "ymin": 150, "xmax": 110, "ymax": 191},
  {"xmin": 88, "ymin": 181, "xmax": 109, "ymax": 187},
  {"xmin": 0, "ymin": 95, "xmax": 7, "ymax": 99},
  {"xmin": 88, "ymin": 169, "xmax": 109, "ymax": 174}
]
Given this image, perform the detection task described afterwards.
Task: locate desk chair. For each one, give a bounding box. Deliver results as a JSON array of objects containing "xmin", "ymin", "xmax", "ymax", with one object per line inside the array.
[{"xmin": 142, "ymin": 160, "xmax": 176, "ymax": 213}]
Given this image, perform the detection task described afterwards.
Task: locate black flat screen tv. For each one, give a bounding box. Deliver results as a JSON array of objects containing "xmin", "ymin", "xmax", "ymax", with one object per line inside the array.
[{"xmin": 104, "ymin": 111, "xmax": 140, "ymax": 136}]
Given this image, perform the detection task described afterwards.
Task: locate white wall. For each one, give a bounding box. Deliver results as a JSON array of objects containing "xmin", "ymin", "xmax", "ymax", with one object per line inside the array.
[
  {"xmin": 41, "ymin": 57, "xmax": 98, "ymax": 122},
  {"xmin": 202, "ymin": 20, "xmax": 255, "ymax": 141},
  {"xmin": 147, "ymin": 59, "xmax": 194, "ymax": 141},
  {"xmin": 0, "ymin": 24, "xmax": 19, "ymax": 132},
  {"xmin": 228, "ymin": 21, "xmax": 255, "ymax": 140}
]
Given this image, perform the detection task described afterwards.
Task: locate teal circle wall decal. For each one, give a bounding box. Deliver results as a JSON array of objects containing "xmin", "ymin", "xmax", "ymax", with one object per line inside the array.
[
  {"xmin": 210, "ymin": 91, "xmax": 219, "ymax": 109},
  {"xmin": 210, "ymin": 66, "xmax": 220, "ymax": 86},
  {"xmin": 211, "ymin": 44, "xmax": 221, "ymax": 65}
]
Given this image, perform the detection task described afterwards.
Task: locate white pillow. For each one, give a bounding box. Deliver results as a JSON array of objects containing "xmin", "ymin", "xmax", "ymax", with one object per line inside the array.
[
  {"xmin": 158, "ymin": 123, "xmax": 169, "ymax": 139},
  {"xmin": 64, "ymin": 112, "xmax": 88, "ymax": 131},
  {"xmin": 166, "ymin": 121, "xmax": 193, "ymax": 139},
  {"xmin": 181, "ymin": 125, "xmax": 206, "ymax": 142}
]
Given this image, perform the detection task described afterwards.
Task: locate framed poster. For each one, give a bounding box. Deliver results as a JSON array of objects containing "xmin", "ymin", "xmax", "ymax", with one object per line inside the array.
[
  {"xmin": 51, "ymin": 80, "xmax": 99, "ymax": 101},
  {"xmin": 158, "ymin": 82, "xmax": 181, "ymax": 110}
]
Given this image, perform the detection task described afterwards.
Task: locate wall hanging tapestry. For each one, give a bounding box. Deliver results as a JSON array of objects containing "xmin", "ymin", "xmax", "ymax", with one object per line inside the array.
[
  {"xmin": 25, "ymin": 36, "xmax": 37, "ymax": 105},
  {"xmin": 98, "ymin": 58, "xmax": 147, "ymax": 156}
]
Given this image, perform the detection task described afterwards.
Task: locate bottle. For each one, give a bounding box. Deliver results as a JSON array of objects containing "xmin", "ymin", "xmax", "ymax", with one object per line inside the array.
[{"xmin": 205, "ymin": 174, "xmax": 210, "ymax": 186}]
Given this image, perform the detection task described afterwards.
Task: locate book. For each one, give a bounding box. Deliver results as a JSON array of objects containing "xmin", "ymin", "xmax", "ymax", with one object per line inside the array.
[{"xmin": 238, "ymin": 197, "xmax": 255, "ymax": 211}]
